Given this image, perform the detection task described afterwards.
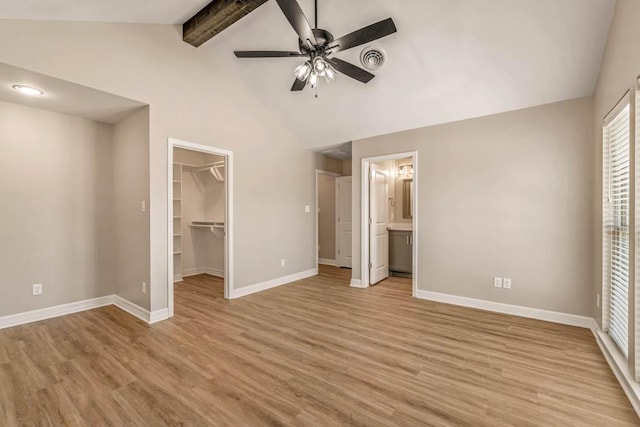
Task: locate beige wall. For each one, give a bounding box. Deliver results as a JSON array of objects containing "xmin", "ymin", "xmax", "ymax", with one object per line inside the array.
[
  {"xmin": 112, "ymin": 107, "xmax": 150, "ymax": 308},
  {"xmin": 316, "ymin": 153, "xmax": 343, "ymax": 175},
  {"xmin": 0, "ymin": 101, "xmax": 114, "ymax": 316},
  {"xmin": 318, "ymin": 174, "xmax": 337, "ymax": 261},
  {"xmin": 352, "ymin": 97, "xmax": 595, "ymax": 316},
  {"xmin": 0, "ymin": 20, "xmax": 317, "ymax": 312},
  {"xmin": 342, "ymin": 159, "xmax": 352, "ymax": 177}
]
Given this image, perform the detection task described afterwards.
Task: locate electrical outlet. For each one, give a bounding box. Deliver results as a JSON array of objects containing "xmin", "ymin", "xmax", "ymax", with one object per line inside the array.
[
  {"xmin": 281, "ymin": 259, "xmax": 286, "ymax": 267},
  {"xmin": 32, "ymin": 283, "xmax": 43, "ymax": 296},
  {"xmin": 503, "ymin": 278, "xmax": 512, "ymax": 290},
  {"xmin": 493, "ymin": 277, "xmax": 503, "ymax": 288},
  {"xmin": 142, "ymin": 282, "xmax": 147, "ymax": 294},
  {"xmin": 141, "ymin": 200, "xmax": 146, "ymax": 213},
  {"xmin": 597, "ymin": 294, "xmax": 600, "ymax": 308}
]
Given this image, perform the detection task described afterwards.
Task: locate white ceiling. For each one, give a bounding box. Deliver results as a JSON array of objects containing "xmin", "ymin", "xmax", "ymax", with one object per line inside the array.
[
  {"xmin": 0, "ymin": 0, "xmax": 210, "ymax": 24},
  {"xmin": 203, "ymin": 0, "xmax": 615, "ymax": 148},
  {"xmin": 0, "ymin": 0, "xmax": 615, "ymax": 148},
  {"xmin": 0, "ymin": 62, "xmax": 145, "ymax": 124}
]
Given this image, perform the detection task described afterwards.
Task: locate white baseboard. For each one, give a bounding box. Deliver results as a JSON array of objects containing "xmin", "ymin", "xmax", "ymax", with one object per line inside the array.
[
  {"xmin": 350, "ymin": 279, "xmax": 364, "ymax": 288},
  {"xmin": 414, "ymin": 290, "xmax": 594, "ymax": 328},
  {"xmin": 183, "ymin": 267, "xmax": 225, "ymax": 278},
  {"xmin": 203, "ymin": 267, "xmax": 225, "ymax": 278},
  {"xmin": 231, "ymin": 268, "xmax": 318, "ymax": 299},
  {"xmin": 0, "ymin": 295, "xmax": 113, "ymax": 330},
  {"xmin": 149, "ymin": 308, "xmax": 170, "ymax": 324},
  {"xmin": 593, "ymin": 328, "xmax": 640, "ymax": 417},
  {"xmin": 182, "ymin": 268, "xmax": 203, "ymax": 277},
  {"xmin": 113, "ymin": 295, "xmax": 150, "ymax": 323},
  {"xmin": 1, "ymin": 294, "xmax": 168, "ymax": 330},
  {"xmin": 318, "ymin": 258, "xmax": 337, "ymax": 266}
]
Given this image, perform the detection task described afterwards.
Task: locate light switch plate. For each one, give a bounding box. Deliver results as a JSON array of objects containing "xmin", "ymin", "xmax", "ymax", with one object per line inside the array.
[
  {"xmin": 304, "ymin": 205, "xmax": 311, "ymax": 213},
  {"xmin": 493, "ymin": 277, "xmax": 503, "ymax": 288}
]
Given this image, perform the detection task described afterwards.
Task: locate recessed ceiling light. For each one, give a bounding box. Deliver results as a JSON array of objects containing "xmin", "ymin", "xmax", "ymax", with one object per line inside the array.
[{"xmin": 12, "ymin": 85, "xmax": 44, "ymax": 96}]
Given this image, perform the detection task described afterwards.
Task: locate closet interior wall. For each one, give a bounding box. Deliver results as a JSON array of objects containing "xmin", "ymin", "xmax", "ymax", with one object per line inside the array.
[{"xmin": 173, "ymin": 148, "xmax": 225, "ymax": 281}]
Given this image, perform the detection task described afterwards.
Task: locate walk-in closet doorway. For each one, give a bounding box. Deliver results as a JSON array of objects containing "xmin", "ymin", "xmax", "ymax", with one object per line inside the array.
[{"xmin": 168, "ymin": 138, "xmax": 234, "ymax": 317}]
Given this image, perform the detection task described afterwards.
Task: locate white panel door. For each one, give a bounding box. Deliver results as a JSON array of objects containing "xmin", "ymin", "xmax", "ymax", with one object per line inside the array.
[
  {"xmin": 336, "ymin": 177, "xmax": 353, "ymax": 268},
  {"xmin": 369, "ymin": 165, "xmax": 389, "ymax": 285}
]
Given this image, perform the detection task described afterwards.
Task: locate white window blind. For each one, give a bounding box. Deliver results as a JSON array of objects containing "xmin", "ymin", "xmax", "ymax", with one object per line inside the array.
[{"xmin": 603, "ymin": 100, "xmax": 630, "ymax": 358}]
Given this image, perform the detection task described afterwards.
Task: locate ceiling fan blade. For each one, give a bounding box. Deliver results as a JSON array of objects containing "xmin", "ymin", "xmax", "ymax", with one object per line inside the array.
[
  {"xmin": 327, "ymin": 58, "xmax": 375, "ymax": 84},
  {"xmin": 234, "ymin": 51, "xmax": 307, "ymax": 58},
  {"xmin": 328, "ymin": 18, "xmax": 397, "ymax": 53},
  {"xmin": 275, "ymin": 0, "xmax": 317, "ymax": 48},
  {"xmin": 291, "ymin": 78, "xmax": 306, "ymax": 91}
]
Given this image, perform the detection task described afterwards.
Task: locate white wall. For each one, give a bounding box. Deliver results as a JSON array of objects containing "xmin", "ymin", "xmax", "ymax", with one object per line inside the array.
[
  {"xmin": 0, "ymin": 20, "xmax": 317, "ymax": 312},
  {"xmin": 352, "ymin": 97, "xmax": 595, "ymax": 316},
  {"xmin": 0, "ymin": 101, "xmax": 114, "ymax": 316}
]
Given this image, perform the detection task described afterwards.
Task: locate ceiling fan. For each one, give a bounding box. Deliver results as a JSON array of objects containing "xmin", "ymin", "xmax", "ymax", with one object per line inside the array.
[{"xmin": 234, "ymin": 0, "xmax": 397, "ymax": 92}]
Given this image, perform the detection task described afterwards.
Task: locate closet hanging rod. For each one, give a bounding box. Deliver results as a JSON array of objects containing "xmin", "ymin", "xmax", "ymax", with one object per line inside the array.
[{"xmin": 194, "ymin": 162, "xmax": 225, "ymax": 173}]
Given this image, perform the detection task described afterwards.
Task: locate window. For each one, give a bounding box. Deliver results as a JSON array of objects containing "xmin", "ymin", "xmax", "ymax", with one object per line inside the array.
[{"xmin": 603, "ymin": 95, "xmax": 631, "ymax": 358}]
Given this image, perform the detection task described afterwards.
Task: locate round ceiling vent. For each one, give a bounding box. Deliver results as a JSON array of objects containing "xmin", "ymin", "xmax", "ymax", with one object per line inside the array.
[{"xmin": 360, "ymin": 47, "xmax": 386, "ymax": 71}]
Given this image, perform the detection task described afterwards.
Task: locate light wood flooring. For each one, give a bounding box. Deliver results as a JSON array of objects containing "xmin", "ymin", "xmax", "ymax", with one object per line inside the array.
[{"xmin": 0, "ymin": 265, "xmax": 637, "ymax": 426}]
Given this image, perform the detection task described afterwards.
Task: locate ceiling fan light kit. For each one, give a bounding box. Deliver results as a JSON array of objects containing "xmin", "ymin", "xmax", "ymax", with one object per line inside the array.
[{"xmin": 234, "ymin": 0, "xmax": 397, "ymax": 93}]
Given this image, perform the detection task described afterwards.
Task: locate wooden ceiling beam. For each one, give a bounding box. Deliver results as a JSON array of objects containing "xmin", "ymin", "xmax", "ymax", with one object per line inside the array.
[{"xmin": 183, "ymin": 0, "xmax": 269, "ymax": 47}]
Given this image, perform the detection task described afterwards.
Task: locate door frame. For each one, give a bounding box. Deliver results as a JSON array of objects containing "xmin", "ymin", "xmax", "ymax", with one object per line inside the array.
[
  {"xmin": 168, "ymin": 138, "xmax": 234, "ymax": 317},
  {"xmin": 361, "ymin": 151, "xmax": 418, "ymax": 297},
  {"xmin": 315, "ymin": 169, "xmax": 341, "ymax": 267},
  {"xmin": 335, "ymin": 175, "xmax": 353, "ymax": 269}
]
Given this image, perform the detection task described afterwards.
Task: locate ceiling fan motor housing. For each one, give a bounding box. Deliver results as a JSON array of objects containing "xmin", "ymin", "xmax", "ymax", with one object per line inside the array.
[
  {"xmin": 360, "ymin": 46, "xmax": 386, "ymax": 70},
  {"xmin": 299, "ymin": 28, "xmax": 334, "ymax": 53}
]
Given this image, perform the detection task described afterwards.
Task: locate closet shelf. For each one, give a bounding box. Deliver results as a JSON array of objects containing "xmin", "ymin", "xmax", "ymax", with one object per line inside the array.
[{"xmin": 189, "ymin": 222, "xmax": 225, "ymax": 237}]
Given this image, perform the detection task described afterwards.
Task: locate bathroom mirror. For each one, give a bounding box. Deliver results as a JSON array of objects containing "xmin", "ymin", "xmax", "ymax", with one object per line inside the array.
[{"xmin": 402, "ymin": 179, "xmax": 413, "ymax": 219}]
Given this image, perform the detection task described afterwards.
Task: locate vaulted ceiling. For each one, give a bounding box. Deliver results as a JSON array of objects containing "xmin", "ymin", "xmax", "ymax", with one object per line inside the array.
[
  {"xmin": 0, "ymin": 0, "xmax": 616, "ymax": 149},
  {"xmin": 0, "ymin": 0, "xmax": 211, "ymax": 24}
]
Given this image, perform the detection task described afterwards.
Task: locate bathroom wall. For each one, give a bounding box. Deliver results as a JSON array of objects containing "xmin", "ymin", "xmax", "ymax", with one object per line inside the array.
[{"xmin": 393, "ymin": 158, "xmax": 414, "ymax": 225}]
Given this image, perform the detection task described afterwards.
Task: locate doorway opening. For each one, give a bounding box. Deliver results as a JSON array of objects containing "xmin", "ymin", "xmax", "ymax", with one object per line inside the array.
[
  {"xmin": 361, "ymin": 152, "xmax": 417, "ymax": 296},
  {"xmin": 168, "ymin": 138, "xmax": 234, "ymax": 318},
  {"xmin": 315, "ymin": 170, "xmax": 340, "ymax": 267},
  {"xmin": 315, "ymin": 170, "xmax": 353, "ymax": 269}
]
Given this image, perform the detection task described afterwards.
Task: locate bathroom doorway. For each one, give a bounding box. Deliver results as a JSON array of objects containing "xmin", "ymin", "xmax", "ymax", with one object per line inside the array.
[{"xmin": 361, "ymin": 152, "xmax": 417, "ymax": 296}]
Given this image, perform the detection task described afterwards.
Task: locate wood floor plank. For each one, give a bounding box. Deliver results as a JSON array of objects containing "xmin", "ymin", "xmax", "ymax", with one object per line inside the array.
[{"xmin": 0, "ymin": 266, "xmax": 637, "ymax": 425}]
